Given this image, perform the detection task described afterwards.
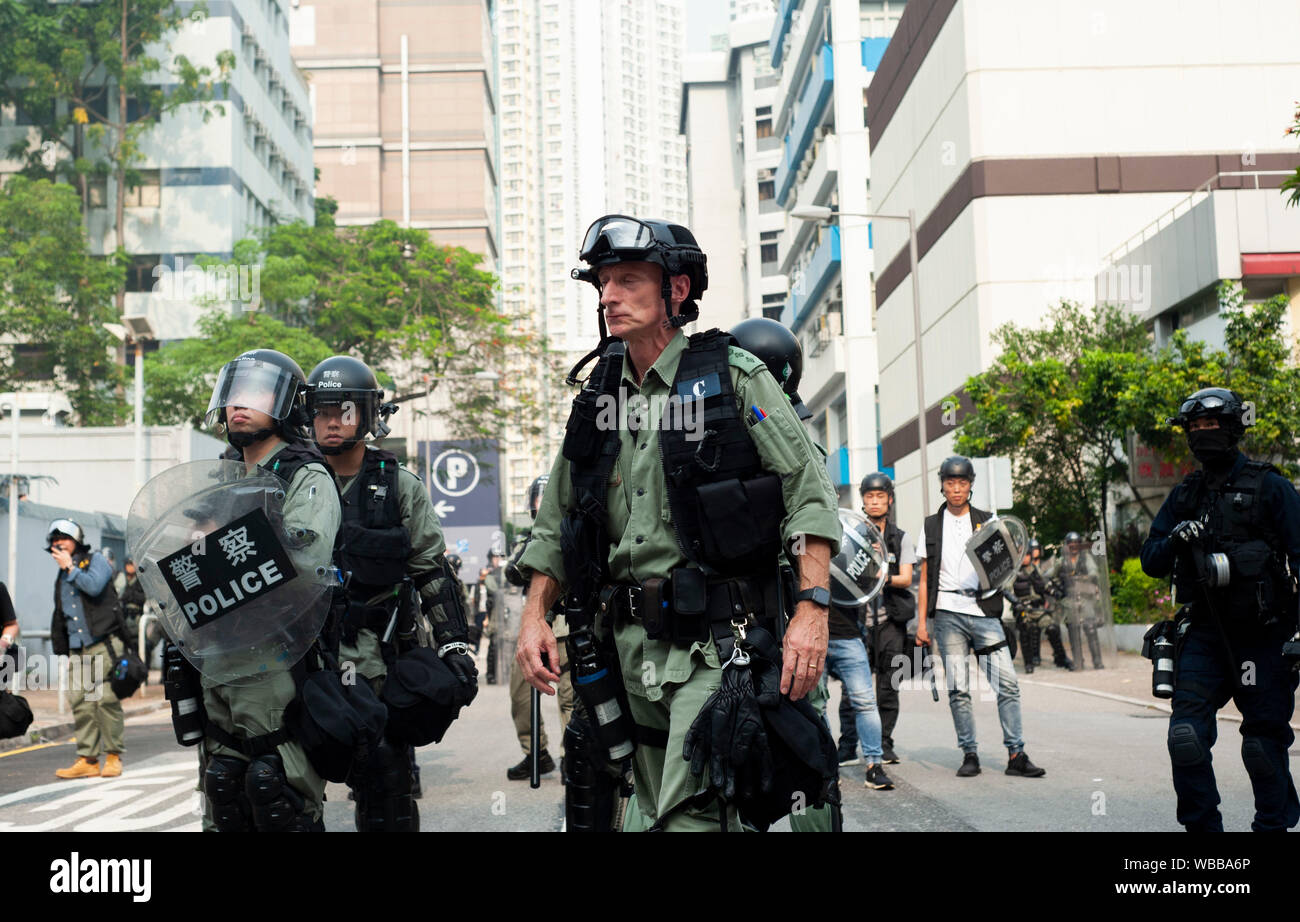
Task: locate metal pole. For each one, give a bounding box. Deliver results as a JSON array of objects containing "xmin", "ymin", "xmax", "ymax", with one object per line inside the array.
[
  {"xmin": 134, "ymin": 341, "xmax": 144, "ymax": 490},
  {"xmin": 6, "ymin": 400, "xmax": 16, "ymax": 607},
  {"xmin": 907, "ymin": 209, "xmax": 930, "ymax": 519},
  {"xmin": 424, "ymin": 376, "xmax": 432, "ymax": 488}
]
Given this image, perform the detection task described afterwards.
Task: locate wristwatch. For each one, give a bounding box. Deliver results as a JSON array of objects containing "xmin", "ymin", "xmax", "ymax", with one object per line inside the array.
[{"xmin": 795, "ymin": 586, "xmax": 831, "ymax": 608}]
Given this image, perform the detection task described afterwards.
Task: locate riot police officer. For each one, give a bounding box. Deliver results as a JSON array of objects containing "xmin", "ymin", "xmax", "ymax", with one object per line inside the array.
[
  {"xmin": 1054, "ymin": 531, "xmax": 1105, "ymax": 669},
  {"xmin": 308, "ymin": 354, "xmax": 477, "ymax": 831},
  {"xmin": 1005, "ymin": 542, "xmax": 1072, "ymax": 672},
  {"xmin": 195, "ymin": 349, "xmax": 342, "ymax": 831},
  {"xmin": 515, "ymin": 214, "xmax": 842, "ymax": 831},
  {"xmin": 1140, "ymin": 387, "xmax": 1300, "ymax": 831}
]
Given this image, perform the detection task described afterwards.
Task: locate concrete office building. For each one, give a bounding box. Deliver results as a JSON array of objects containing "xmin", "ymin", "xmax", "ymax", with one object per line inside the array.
[
  {"xmin": 290, "ymin": 0, "xmax": 498, "ymax": 262},
  {"xmin": 769, "ymin": 0, "xmax": 904, "ymax": 501},
  {"xmin": 868, "ymin": 0, "xmax": 1300, "ymax": 527},
  {"xmin": 0, "ymin": 0, "xmax": 314, "ymax": 345},
  {"xmin": 496, "ymin": 0, "xmax": 689, "ymax": 523}
]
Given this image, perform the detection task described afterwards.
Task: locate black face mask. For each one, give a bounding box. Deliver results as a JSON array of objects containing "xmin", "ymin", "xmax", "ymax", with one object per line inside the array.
[{"xmin": 1187, "ymin": 428, "xmax": 1236, "ymax": 467}]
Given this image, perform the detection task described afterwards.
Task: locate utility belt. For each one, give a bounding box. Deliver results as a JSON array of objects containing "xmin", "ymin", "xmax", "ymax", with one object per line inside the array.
[{"xmin": 601, "ymin": 567, "xmax": 784, "ymax": 647}]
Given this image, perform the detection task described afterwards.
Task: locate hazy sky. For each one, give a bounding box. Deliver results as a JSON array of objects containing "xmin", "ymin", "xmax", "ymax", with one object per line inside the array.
[{"xmin": 686, "ymin": 0, "xmax": 731, "ymax": 53}]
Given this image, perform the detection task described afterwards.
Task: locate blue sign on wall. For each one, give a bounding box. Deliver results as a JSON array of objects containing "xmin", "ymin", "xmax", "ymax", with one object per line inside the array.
[{"xmin": 417, "ymin": 439, "xmax": 504, "ymax": 573}]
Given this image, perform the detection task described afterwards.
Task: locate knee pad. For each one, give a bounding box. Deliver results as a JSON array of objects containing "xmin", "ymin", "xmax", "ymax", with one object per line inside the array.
[
  {"xmin": 1168, "ymin": 722, "xmax": 1207, "ymax": 768},
  {"xmin": 563, "ymin": 714, "xmax": 620, "ymax": 833},
  {"xmin": 245, "ymin": 753, "xmax": 311, "ymax": 832},
  {"xmin": 204, "ymin": 755, "xmax": 252, "ymax": 832},
  {"xmin": 353, "ymin": 737, "xmax": 416, "ymax": 833},
  {"xmin": 1241, "ymin": 737, "xmax": 1278, "ymax": 783}
]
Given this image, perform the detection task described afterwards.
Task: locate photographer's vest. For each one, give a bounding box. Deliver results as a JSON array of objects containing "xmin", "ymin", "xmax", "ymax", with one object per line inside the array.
[
  {"xmin": 1167, "ymin": 459, "xmax": 1290, "ymax": 623},
  {"xmin": 566, "ymin": 330, "xmax": 785, "ymax": 581},
  {"xmin": 880, "ymin": 521, "xmax": 916, "ymax": 625},
  {"xmin": 922, "ymin": 505, "xmax": 1003, "ymax": 618}
]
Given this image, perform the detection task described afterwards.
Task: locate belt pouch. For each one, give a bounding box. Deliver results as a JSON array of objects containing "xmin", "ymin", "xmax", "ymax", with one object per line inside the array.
[{"xmin": 670, "ymin": 568, "xmax": 708, "ymax": 643}]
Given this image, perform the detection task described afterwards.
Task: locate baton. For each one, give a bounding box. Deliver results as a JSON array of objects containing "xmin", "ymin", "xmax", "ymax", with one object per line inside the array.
[
  {"xmin": 921, "ymin": 640, "xmax": 940, "ymax": 701},
  {"xmin": 531, "ymin": 650, "xmax": 548, "ymax": 789}
]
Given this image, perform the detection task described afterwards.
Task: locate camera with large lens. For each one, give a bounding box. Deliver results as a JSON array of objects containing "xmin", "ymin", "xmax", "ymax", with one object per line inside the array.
[{"xmin": 1205, "ymin": 552, "xmax": 1230, "ymax": 587}]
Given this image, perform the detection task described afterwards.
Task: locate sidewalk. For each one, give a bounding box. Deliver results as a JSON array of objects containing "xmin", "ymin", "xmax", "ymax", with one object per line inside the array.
[{"xmin": 0, "ymin": 669, "xmax": 169, "ymax": 753}]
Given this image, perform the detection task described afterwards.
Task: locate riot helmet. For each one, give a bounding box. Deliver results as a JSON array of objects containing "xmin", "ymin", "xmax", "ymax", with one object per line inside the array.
[
  {"xmin": 527, "ymin": 475, "xmax": 549, "ymax": 522},
  {"xmin": 45, "ymin": 518, "xmax": 87, "ymax": 552},
  {"xmin": 1028, "ymin": 538, "xmax": 1042, "ymax": 553},
  {"xmin": 1064, "ymin": 531, "xmax": 1083, "ymax": 550},
  {"xmin": 445, "ymin": 552, "xmax": 463, "ymax": 574},
  {"xmin": 938, "ymin": 456, "xmax": 976, "ymax": 482},
  {"xmin": 730, "ymin": 317, "xmax": 810, "ymax": 420},
  {"xmin": 859, "ymin": 472, "xmax": 895, "ymax": 498},
  {"xmin": 573, "ymin": 214, "xmax": 708, "ymax": 330},
  {"xmin": 1168, "ymin": 387, "xmax": 1248, "ymax": 468},
  {"xmin": 307, "ymin": 355, "xmax": 397, "ymax": 454},
  {"xmin": 206, "ymin": 349, "xmax": 311, "ymax": 447}
]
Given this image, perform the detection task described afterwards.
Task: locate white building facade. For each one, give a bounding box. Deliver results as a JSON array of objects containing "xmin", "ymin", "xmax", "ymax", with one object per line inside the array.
[{"xmin": 869, "ymin": 0, "xmax": 1300, "ymax": 529}]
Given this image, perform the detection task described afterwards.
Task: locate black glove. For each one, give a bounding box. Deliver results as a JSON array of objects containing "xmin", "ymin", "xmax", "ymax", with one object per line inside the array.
[
  {"xmin": 439, "ymin": 646, "xmax": 479, "ymax": 706},
  {"xmin": 1171, "ymin": 520, "xmax": 1205, "ymax": 547},
  {"xmin": 683, "ymin": 665, "xmax": 773, "ymax": 803}
]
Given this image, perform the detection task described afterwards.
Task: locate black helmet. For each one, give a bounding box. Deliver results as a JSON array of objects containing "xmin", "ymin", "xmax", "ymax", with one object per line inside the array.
[
  {"xmin": 573, "ymin": 214, "xmax": 709, "ymax": 329},
  {"xmin": 206, "ymin": 349, "xmax": 311, "ymax": 446},
  {"xmin": 938, "ymin": 456, "xmax": 976, "ymax": 482},
  {"xmin": 527, "ymin": 475, "xmax": 549, "ymax": 522},
  {"xmin": 1064, "ymin": 531, "xmax": 1083, "ymax": 545},
  {"xmin": 859, "ymin": 472, "xmax": 894, "ymax": 497},
  {"xmin": 1028, "ymin": 538, "xmax": 1042, "ymax": 552},
  {"xmin": 307, "ymin": 356, "xmax": 397, "ymax": 454},
  {"xmin": 730, "ymin": 317, "xmax": 810, "ymax": 420},
  {"xmin": 1168, "ymin": 387, "xmax": 1248, "ymax": 440},
  {"xmin": 445, "ymin": 552, "xmax": 462, "ymax": 574},
  {"xmin": 45, "ymin": 518, "xmax": 87, "ymax": 553}
]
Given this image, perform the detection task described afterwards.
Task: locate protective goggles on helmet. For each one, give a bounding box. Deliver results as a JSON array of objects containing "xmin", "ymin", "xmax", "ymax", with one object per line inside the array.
[
  {"xmin": 579, "ymin": 215, "xmax": 660, "ymax": 262},
  {"xmin": 204, "ymin": 357, "xmax": 303, "ymax": 429},
  {"xmin": 1179, "ymin": 394, "xmax": 1228, "ymax": 416}
]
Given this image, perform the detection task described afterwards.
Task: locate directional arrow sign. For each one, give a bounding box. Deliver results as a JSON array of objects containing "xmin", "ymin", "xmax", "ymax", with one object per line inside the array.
[{"xmin": 433, "ymin": 500, "xmax": 456, "ymax": 518}]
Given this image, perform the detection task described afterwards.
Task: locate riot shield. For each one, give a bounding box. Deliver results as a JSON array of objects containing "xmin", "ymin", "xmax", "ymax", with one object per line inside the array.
[
  {"xmin": 964, "ymin": 515, "xmax": 1030, "ymax": 594},
  {"xmin": 829, "ymin": 509, "xmax": 889, "ymax": 611},
  {"xmin": 126, "ymin": 460, "xmax": 334, "ymax": 685},
  {"xmin": 494, "ymin": 584, "xmax": 522, "ymax": 683},
  {"xmin": 1055, "ymin": 540, "xmax": 1116, "ymax": 669}
]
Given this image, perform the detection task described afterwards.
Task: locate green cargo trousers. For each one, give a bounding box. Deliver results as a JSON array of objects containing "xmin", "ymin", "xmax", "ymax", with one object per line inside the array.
[
  {"xmin": 199, "ymin": 669, "xmax": 325, "ymax": 831},
  {"xmin": 65, "ymin": 638, "xmax": 126, "ymax": 759}
]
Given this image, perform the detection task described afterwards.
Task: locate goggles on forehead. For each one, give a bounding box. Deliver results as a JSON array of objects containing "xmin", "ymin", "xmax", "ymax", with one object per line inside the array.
[
  {"xmin": 579, "ymin": 215, "xmax": 659, "ymax": 260},
  {"xmin": 1180, "ymin": 394, "xmax": 1227, "ymax": 416}
]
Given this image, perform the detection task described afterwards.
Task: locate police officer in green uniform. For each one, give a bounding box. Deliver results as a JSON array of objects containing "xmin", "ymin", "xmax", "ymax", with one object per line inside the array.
[
  {"xmin": 196, "ymin": 349, "xmax": 342, "ymax": 831},
  {"xmin": 307, "ymin": 354, "xmax": 477, "ymax": 831},
  {"xmin": 515, "ymin": 215, "xmax": 842, "ymax": 832}
]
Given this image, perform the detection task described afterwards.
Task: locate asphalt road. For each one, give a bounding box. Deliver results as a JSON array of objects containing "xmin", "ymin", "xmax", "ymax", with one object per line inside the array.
[{"xmin": 0, "ymin": 673, "xmax": 1280, "ymax": 832}]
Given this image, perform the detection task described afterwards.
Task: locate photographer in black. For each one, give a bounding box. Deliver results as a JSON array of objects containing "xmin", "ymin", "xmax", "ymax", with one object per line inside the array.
[{"xmin": 1140, "ymin": 388, "xmax": 1300, "ymax": 831}]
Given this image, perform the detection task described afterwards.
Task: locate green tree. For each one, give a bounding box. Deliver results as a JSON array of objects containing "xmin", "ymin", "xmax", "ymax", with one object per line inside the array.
[
  {"xmin": 1284, "ymin": 101, "xmax": 1300, "ymax": 207},
  {"xmin": 956, "ymin": 301, "xmax": 1155, "ymax": 539},
  {"xmin": 144, "ymin": 310, "xmax": 335, "ymax": 428},
  {"xmin": 0, "ymin": 0, "xmax": 234, "ymax": 308},
  {"xmin": 216, "ymin": 216, "xmax": 538, "ymax": 442},
  {"xmin": 0, "ymin": 177, "xmax": 124, "ymax": 424}
]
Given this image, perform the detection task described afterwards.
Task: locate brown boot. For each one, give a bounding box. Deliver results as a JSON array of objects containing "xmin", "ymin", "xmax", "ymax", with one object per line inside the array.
[
  {"xmin": 55, "ymin": 756, "xmax": 100, "ymax": 779},
  {"xmin": 100, "ymin": 753, "xmax": 122, "ymax": 778}
]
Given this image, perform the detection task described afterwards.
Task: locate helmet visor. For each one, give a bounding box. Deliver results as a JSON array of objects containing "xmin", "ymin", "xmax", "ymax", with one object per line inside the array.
[
  {"xmin": 579, "ymin": 215, "xmax": 658, "ymax": 261},
  {"xmin": 204, "ymin": 358, "xmax": 301, "ymax": 428},
  {"xmin": 1179, "ymin": 394, "xmax": 1226, "ymax": 416}
]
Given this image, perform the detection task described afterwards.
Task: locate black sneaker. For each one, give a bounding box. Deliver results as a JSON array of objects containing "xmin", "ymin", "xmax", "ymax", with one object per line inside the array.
[
  {"xmin": 1005, "ymin": 751, "xmax": 1046, "ymax": 777},
  {"xmin": 881, "ymin": 744, "xmax": 900, "ymax": 764},
  {"xmin": 507, "ymin": 750, "xmax": 556, "ymax": 781},
  {"xmin": 956, "ymin": 752, "xmax": 981, "ymax": 777},
  {"xmin": 864, "ymin": 763, "xmax": 895, "ymax": 790},
  {"xmin": 837, "ymin": 748, "xmax": 861, "ymax": 767}
]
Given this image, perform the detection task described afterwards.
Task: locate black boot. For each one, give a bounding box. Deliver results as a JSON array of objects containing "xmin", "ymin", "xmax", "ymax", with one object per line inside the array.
[
  {"xmin": 1018, "ymin": 622, "xmax": 1035, "ymax": 673},
  {"xmin": 1046, "ymin": 624, "xmax": 1072, "ymax": 669}
]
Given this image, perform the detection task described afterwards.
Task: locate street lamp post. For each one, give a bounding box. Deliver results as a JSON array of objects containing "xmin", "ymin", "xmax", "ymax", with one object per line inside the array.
[
  {"xmin": 790, "ymin": 205, "xmax": 931, "ymax": 518},
  {"xmin": 1, "ymin": 398, "xmax": 17, "ymax": 614},
  {"xmin": 104, "ymin": 315, "xmax": 156, "ymax": 492}
]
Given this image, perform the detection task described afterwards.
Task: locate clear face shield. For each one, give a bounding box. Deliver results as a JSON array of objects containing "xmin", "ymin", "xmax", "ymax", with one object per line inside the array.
[{"xmin": 204, "ymin": 357, "xmax": 302, "ymax": 429}]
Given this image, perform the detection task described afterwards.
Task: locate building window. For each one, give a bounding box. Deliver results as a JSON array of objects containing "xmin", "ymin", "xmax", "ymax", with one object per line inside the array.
[
  {"xmin": 125, "ymin": 254, "xmax": 161, "ymax": 292},
  {"xmin": 761, "ymin": 243, "xmax": 778, "ymax": 263},
  {"xmin": 756, "ymin": 118, "xmax": 772, "ymax": 138},
  {"xmin": 757, "ymin": 180, "xmax": 775, "ymax": 201},
  {"xmin": 122, "ymin": 170, "xmax": 161, "ymax": 207}
]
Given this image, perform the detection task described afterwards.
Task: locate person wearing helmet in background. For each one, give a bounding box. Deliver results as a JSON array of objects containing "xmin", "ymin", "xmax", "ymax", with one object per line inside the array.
[
  {"xmin": 48, "ymin": 518, "xmax": 127, "ymax": 779},
  {"xmin": 917, "ymin": 456, "xmax": 1046, "ymax": 780},
  {"xmin": 504, "ymin": 474, "xmax": 573, "ymax": 781},
  {"xmin": 516, "ymin": 215, "xmax": 841, "ymax": 831},
  {"xmin": 1141, "ymin": 388, "xmax": 1300, "ymax": 831},
  {"xmin": 1052, "ymin": 531, "xmax": 1104, "ymax": 670},
  {"xmin": 190, "ymin": 349, "xmax": 342, "ymax": 831},
  {"xmin": 307, "ymin": 354, "xmax": 476, "ymax": 830},
  {"xmin": 1005, "ymin": 539, "xmax": 1072, "ymax": 672}
]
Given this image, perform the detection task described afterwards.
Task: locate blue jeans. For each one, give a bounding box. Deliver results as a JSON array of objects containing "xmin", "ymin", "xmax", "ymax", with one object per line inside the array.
[
  {"xmin": 1169, "ymin": 619, "xmax": 1299, "ymax": 831},
  {"xmin": 932, "ymin": 611, "xmax": 1024, "ymax": 755},
  {"xmin": 825, "ymin": 637, "xmax": 883, "ymax": 764}
]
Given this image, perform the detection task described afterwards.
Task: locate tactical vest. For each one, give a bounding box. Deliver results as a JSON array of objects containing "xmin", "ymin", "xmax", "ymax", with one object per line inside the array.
[
  {"xmin": 922, "ymin": 505, "xmax": 1003, "ymax": 618},
  {"xmin": 1011, "ymin": 564, "xmax": 1046, "ymax": 607},
  {"xmin": 879, "ymin": 520, "xmax": 916, "ymax": 625},
  {"xmin": 1169, "ymin": 460, "xmax": 1291, "ymax": 622},
  {"xmin": 337, "ymin": 448, "xmax": 411, "ymax": 595},
  {"xmin": 565, "ymin": 330, "xmax": 785, "ymax": 582}
]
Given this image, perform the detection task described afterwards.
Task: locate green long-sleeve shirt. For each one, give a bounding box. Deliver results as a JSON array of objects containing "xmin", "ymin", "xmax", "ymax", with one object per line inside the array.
[{"xmin": 519, "ymin": 330, "xmax": 842, "ymax": 589}]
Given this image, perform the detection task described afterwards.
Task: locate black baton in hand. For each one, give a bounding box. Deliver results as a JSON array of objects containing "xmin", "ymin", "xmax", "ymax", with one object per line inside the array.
[{"xmin": 531, "ymin": 651, "xmax": 547, "ymax": 789}]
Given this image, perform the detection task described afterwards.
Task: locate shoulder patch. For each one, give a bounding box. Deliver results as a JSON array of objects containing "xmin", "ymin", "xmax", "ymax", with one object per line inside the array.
[{"xmin": 727, "ymin": 345, "xmax": 765, "ymax": 376}]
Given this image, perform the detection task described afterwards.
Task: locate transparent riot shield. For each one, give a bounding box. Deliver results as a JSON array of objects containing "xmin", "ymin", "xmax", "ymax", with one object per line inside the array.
[
  {"xmin": 126, "ymin": 459, "xmax": 334, "ymax": 685},
  {"xmin": 494, "ymin": 583, "xmax": 522, "ymax": 683},
  {"xmin": 1055, "ymin": 538, "xmax": 1116, "ymax": 669},
  {"xmin": 829, "ymin": 509, "xmax": 889, "ymax": 611}
]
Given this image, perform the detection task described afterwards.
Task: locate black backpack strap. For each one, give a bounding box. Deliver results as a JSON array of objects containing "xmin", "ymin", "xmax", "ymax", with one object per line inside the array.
[{"xmin": 205, "ymin": 723, "xmax": 291, "ymax": 759}]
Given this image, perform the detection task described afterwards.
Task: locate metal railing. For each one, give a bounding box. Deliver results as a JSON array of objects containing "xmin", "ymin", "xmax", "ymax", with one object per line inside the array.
[{"xmin": 1102, "ymin": 170, "xmax": 1293, "ymax": 266}]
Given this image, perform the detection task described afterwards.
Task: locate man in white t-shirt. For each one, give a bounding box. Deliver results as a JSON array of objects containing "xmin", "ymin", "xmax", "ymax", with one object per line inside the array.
[{"xmin": 915, "ymin": 456, "xmax": 1046, "ymax": 779}]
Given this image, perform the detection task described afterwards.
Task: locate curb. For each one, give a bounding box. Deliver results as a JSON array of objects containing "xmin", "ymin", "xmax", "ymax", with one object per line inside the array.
[
  {"xmin": 1019, "ymin": 677, "xmax": 1300, "ymax": 731},
  {"xmin": 0, "ymin": 698, "xmax": 169, "ymax": 754}
]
